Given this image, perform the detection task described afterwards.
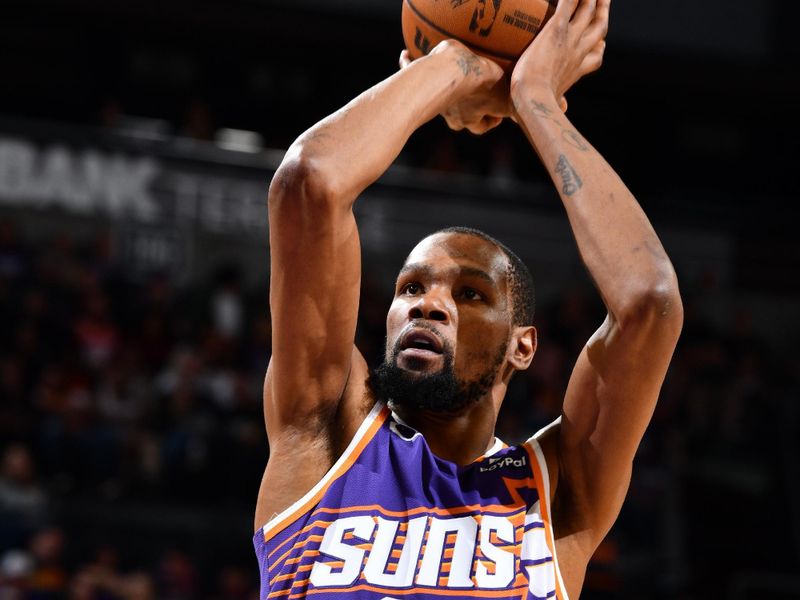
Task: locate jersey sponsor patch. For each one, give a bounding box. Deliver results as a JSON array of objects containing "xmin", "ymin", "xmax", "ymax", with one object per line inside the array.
[{"xmin": 479, "ymin": 454, "xmax": 527, "ymax": 473}]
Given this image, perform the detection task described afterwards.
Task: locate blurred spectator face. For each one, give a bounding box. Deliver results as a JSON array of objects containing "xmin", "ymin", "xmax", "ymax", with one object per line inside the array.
[
  {"xmin": 68, "ymin": 572, "xmax": 94, "ymax": 600},
  {"xmin": 29, "ymin": 528, "xmax": 64, "ymax": 565},
  {"xmin": 125, "ymin": 573, "xmax": 155, "ymax": 600},
  {"xmin": 28, "ymin": 528, "xmax": 67, "ymax": 596},
  {"xmin": 2, "ymin": 445, "xmax": 35, "ymax": 486},
  {"xmin": 75, "ymin": 290, "xmax": 118, "ymax": 368}
]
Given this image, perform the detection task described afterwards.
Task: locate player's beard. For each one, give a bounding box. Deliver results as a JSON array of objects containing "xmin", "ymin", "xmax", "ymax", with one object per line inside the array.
[{"xmin": 370, "ymin": 333, "xmax": 506, "ymax": 413}]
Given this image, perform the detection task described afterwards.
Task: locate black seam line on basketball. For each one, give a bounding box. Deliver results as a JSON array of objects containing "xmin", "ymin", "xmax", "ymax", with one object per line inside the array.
[{"xmin": 404, "ymin": 0, "xmax": 518, "ymax": 62}]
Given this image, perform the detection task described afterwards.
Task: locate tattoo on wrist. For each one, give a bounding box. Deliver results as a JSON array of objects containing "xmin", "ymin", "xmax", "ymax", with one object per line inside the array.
[
  {"xmin": 530, "ymin": 100, "xmax": 552, "ymax": 117},
  {"xmin": 528, "ymin": 100, "xmax": 590, "ymax": 152},
  {"xmin": 455, "ymin": 51, "xmax": 482, "ymax": 77},
  {"xmin": 562, "ymin": 129, "xmax": 588, "ymax": 151},
  {"xmin": 555, "ymin": 154, "xmax": 583, "ymax": 197}
]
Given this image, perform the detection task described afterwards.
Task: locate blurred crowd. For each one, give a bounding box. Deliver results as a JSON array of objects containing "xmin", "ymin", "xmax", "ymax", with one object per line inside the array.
[
  {"xmin": 1, "ymin": 218, "xmax": 798, "ymax": 599},
  {"xmin": 0, "ymin": 221, "xmax": 266, "ymax": 599}
]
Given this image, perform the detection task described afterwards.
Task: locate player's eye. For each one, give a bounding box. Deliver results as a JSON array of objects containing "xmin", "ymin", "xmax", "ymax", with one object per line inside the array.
[
  {"xmin": 462, "ymin": 288, "xmax": 483, "ymax": 301},
  {"xmin": 401, "ymin": 282, "xmax": 422, "ymax": 296}
]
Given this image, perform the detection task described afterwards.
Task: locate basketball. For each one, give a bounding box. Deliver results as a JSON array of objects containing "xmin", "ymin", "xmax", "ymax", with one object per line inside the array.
[{"xmin": 402, "ymin": 0, "xmax": 557, "ymax": 72}]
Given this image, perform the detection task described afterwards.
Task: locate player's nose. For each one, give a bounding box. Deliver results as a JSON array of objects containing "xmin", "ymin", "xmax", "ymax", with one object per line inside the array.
[{"xmin": 407, "ymin": 291, "xmax": 450, "ymax": 323}]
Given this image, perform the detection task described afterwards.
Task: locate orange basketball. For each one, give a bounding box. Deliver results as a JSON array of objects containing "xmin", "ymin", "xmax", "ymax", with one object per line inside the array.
[{"xmin": 402, "ymin": 0, "xmax": 556, "ymax": 72}]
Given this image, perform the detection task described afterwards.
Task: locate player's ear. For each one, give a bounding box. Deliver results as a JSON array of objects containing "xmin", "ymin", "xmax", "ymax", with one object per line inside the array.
[{"xmin": 508, "ymin": 326, "xmax": 537, "ymax": 370}]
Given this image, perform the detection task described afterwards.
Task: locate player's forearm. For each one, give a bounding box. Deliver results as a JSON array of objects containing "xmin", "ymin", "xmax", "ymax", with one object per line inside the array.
[
  {"xmin": 512, "ymin": 86, "xmax": 681, "ymax": 324},
  {"xmin": 278, "ymin": 49, "xmax": 469, "ymax": 206}
]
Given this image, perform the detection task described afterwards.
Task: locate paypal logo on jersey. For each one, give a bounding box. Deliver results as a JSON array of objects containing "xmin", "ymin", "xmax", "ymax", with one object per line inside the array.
[
  {"xmin": 308, "ymin": 512, "xmax": 551, "ymax": 591},
  {"xmin": 479, "ymin": 455, "xmax": 527, "ymax": 473}
]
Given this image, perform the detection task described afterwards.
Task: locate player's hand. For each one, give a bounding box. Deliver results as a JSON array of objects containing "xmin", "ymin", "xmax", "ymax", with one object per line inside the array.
[
  {"xmin": 510, "ymin": 0, "xmax": 610, "ymax": 109},
  {"xmin": 400, "ymin": 41, "xmax": 508, "ymax": 135}
]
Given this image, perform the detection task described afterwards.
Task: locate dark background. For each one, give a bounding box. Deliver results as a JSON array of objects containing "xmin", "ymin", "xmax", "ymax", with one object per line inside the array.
[{"xmin": 1, "ymin": 0, "xmax": 799, "ymax": 598}]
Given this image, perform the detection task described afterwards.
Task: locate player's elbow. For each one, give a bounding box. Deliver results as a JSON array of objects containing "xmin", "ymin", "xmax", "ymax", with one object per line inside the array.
[
  {"xmin": 617, "ymin": 273, "xmax": 684, "ymax": 337},
  {"xmin": 268, "ymin": 148, "xmax": 344, "ymax": 217}
]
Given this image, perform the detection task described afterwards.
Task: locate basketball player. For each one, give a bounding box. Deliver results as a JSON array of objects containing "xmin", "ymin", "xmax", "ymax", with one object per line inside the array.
[{"xmin": 254, "ymin": 0, "xmax": 682, "ymax": 598}]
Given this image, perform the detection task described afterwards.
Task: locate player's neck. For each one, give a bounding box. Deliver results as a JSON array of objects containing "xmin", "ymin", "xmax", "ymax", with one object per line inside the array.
[{"xmin": 393, "ymin": 397, "xmax": 499, "ymax": 466}]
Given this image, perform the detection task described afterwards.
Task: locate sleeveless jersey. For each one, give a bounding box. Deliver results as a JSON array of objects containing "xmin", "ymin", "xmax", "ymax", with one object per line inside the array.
[{"xmin": 253, "ymin": 403, "xmax": 569, "ymax": 600}]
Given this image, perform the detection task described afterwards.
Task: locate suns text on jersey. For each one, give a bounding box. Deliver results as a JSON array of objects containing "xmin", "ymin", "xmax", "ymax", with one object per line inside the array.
[{"xmin": 307, "ymin": 511, "xmax": 554, "ymax": 591}]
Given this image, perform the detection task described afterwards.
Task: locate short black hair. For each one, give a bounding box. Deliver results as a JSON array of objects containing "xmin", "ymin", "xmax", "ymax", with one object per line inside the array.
[{"xmin": 432, "ymin": 226, "xmax": 535, "ymax": 326}]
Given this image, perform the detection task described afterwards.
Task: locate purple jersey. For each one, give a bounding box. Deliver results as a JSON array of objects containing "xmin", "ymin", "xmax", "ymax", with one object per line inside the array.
[{"xmin": 253, "ymin": 403, "xmax": 569, "ymax": 599}]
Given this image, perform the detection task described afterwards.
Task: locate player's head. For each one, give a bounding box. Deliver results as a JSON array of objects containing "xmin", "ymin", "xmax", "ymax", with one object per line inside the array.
[{"xmin": 372, "ymin": 227, "xmax": 537, "ymax": 413}]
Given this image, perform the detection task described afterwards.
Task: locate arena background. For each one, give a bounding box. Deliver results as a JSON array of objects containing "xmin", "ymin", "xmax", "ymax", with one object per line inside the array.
[{"xmin": 1, "ymin": 0, "xmax": 799, "ymax": 598}]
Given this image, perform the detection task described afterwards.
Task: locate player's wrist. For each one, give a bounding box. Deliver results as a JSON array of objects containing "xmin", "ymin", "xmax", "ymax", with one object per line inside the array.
[
  {"xmin": 393, "ymin": 48, "xmax": 466, "ymax": 127},
  {"xmin": 509, "ymin": 78, "xmax": 558, "ymax": 111}
]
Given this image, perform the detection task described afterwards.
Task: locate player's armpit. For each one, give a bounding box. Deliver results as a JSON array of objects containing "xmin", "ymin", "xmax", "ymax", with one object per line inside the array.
[
  {"xmin": 256, "ymin": 345, "xmax": 372, "ymax": 531},
  {"xmin": 554, "ymin": 290, "xmax": 683, "ymax": 554},
  {"xmin": 264, "ymin": 150, "xmax": 363, "ymax": 440}
]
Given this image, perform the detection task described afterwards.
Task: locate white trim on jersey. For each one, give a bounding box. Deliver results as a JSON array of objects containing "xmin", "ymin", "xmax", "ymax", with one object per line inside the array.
[
  {"xmin": 391, "ymin": 409, "xmax": 506, "ymax": 458},
  {"xmin": 484, "ymin": 436, "xmax": 505, "ymax": 458},
  {"xmin": 527, "ymin": 417, "xmax": 570, "ymax": 600}
]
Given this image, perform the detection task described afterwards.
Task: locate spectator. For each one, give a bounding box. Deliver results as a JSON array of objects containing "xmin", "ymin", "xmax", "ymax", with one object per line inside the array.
[
  {"xmin": 0, "ymin": 445, "xmax": 47, "ymax": 542},
  {"xmin": 27, "ymin": 528, "xmax": 67, "ymax": 600},
  {"xmin": 0, "ymin": 549, "xmax": 34, "ymax": 600}
]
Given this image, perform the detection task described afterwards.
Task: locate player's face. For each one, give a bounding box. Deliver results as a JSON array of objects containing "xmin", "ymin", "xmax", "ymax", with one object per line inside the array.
[{"xmin": 380, "ymin": 232, "xmax": 512, "ymax": 405}]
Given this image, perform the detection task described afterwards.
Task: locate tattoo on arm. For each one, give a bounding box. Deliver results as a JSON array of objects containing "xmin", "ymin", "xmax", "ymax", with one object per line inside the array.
[
  {"xmin": 530, "ymin": 100, "xmax": 553, "ymax": 117},
  {"xmin": 555, "ymin": 154, "xmax": 583, "ymax": 197},
  {"xmin": 527, "ymin": 100, "xmax": 590, "ymax": 152},
  {"xmin": 562, "ymin": 129, "xmax": 589, "ymax": 151},
  {"xmin": 455, "ymin": 51, "xmax": 482, "ymax": 77}
]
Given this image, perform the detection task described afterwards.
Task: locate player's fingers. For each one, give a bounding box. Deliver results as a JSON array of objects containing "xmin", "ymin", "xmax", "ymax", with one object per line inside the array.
[
  {"xmin": 579, "ymin": 39, "xmax": 606, "ymax": 75},
  {"xmin": 571, "ymin": 0, "xmax": 597, "ymax": 29},
  {"xmin": 399, "ymin": 50, "xmax": 412, "ymax": 70},
  {"xmin": 559, "ymin": 95, "xmax": 569, "ymax": 113},
  {"xmin": 580, "ymin": 0, "xmax": 609, "ymax": 48},
  {"xmin": 483, "ymin": 115, "xmax": 503, "ymax": 131},
  {"xmin": 554, "ymin": 0, "xmax": 580, "ymax": 24},
  {"xmin": 594, "ymin": 0, "xmax": 611, "ymax": 30}
]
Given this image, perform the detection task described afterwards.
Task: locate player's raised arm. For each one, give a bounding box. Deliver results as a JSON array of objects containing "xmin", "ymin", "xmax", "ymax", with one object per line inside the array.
[
  {"xmin": 510, "ymin": 0, "xmax": 683, "ymax": 564},
  {"xmin": 264, "ymin": 43, "xmax": 503, "ymax": 439}
]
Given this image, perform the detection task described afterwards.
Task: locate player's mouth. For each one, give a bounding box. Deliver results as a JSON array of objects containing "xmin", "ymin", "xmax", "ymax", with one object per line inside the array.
[{"xmin": 397, "ymin": 328, "xmax": 445, "ymax": 367}]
